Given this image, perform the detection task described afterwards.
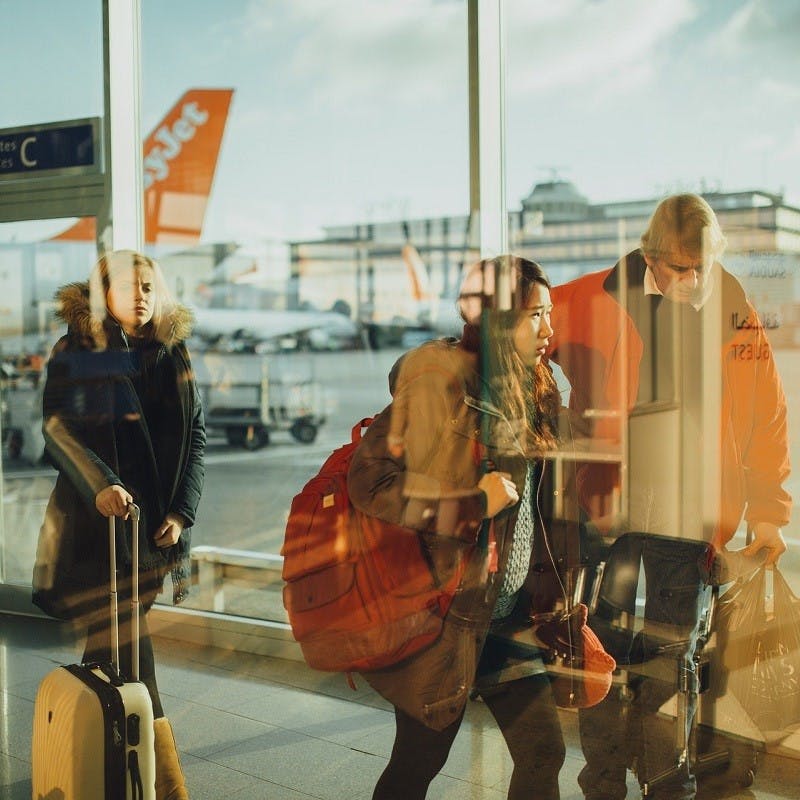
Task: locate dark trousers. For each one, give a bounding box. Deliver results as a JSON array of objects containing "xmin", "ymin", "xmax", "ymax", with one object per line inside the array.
[
  {"xmin": 373, "ymin": 674, "xmax": 565, "ymax": 800},
  {"xmin": 81, "ymin": 569, "xmax": 165, "ymax": 719},
  {"xmin": 577, "ymin": 535, "xmax": 707, "ymax": 800}
]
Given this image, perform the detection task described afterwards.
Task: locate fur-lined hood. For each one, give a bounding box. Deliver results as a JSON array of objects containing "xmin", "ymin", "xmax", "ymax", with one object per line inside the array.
[{"xmin": 55, "ymin": 281, "xmax": 194, "ymax": 349}]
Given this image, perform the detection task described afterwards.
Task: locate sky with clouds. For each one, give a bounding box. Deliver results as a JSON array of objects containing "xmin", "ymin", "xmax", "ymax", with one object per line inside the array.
[{"xmin": 1, "ymin": 0, "xmax": 798, "ymax": 247}]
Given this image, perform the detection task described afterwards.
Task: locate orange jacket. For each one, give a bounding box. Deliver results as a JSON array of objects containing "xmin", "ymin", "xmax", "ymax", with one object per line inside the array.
[{"xmin": 549, "ymin": 251, "xmax": 791, "ymax": 546}]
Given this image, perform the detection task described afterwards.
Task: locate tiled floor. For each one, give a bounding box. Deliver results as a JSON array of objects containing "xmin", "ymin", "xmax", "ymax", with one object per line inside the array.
[{"xmin": 1, "ymin": 613, "xmax": 797, "ymax": 799}]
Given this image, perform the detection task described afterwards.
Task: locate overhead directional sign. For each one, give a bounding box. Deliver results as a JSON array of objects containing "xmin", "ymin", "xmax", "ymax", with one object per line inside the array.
[{"xmin": 0, "ymin": 117, "xmax": 100, "ymax": 180}]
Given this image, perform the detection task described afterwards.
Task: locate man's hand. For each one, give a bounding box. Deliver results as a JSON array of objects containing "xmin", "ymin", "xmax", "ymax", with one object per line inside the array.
[
  {"xmin": 154, "ymin": 513, "xmax": 186, "ymax": 548},
  {"xmin": 742, "ymin": 521, "xmax": 787, "ymax": 567},
  {"xmin": 95, "ymin": 485, "xmax": 133, "ymax": 518}
]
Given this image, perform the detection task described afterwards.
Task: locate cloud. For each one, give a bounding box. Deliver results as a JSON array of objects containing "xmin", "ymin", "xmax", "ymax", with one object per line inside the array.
[
  {"xmin": 710, "ymin": 0, "xmax": 800, "ymax": 58},
  {"xmin": 761, "ymin": 78, "xmax": 800, "ymax": 101},
  {"xmin": 779, "ymin": 125, "xmax": 800, "ymax": 159},
  {"xmin": 739, "ymin": 132, "xmax": 777, "ymax": 153},
  {"xmin": 238, "ymin": 0, "xmax": 281, "ymax": 36},
  {"xmin": 505, "ymin": 0, "xmax": 697, "ymax": 97},
  {"xmin": 236, "ymin": 0, "xmax": 465, "ymax": 107},
  {"xmin": 203, "ymin": 0, "xmax": 800, "ymax": 238},
  {"xmin": 231, "ymin": 0, "xmax": 702, "ymax": 110}
]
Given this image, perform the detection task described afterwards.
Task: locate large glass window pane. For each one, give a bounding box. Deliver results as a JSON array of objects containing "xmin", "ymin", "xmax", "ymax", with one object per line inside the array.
[
  {"xmin": 505, "ymin": 0, "xmax": 800, "ymax": 762},
  {"xmin": 0, "ymin": 228, "xmax": 103, "ymax": 588},
  {"xmin": 505, "ymin": 0, "xmax": 799, "ymax": 552},
  {"xmin": 0, "ymin": 1, "xmax": 102, "ymax": 130},
  {"xmin": 0, "ymin": 1, "xmax": 104, "ymax": 593},
  {"xmin": 141, "ymin": 1, "xmax": 470, "ymax": 620}
]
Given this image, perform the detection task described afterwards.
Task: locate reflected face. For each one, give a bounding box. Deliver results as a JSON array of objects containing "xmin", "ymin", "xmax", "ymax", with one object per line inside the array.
[
  {"xmin": 645, "ymin": 246, "xmax": 711, "ymax": 305},
  {"xmin": 513, "ymin": 283, "xmax": 553, "ymax": 366},
  {"xmin": 106, "ymin": 266, "xmax": 155, "ymax": 335}
]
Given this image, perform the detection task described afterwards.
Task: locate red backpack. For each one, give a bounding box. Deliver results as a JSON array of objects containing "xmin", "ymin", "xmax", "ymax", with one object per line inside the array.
[{"xmin": 281, "ymin": 417, "xmax": 466, "ymax": 673}]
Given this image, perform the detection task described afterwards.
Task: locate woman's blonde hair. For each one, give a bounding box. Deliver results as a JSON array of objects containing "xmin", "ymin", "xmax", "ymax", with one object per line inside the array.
[
  {"xmin": 89, "ymin": 249, "xmax": 177, "ymax": 342},
  {"xmin": 640, "ymin": 193, "xmax": 727, "ymax": 263}
]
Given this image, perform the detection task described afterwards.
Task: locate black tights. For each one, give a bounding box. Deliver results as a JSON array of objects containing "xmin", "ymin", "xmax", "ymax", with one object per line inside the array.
[
  {"xmin": 372, "ymin": 706, "xmax": 463, "ymax": 800},
  {"xmin": 373, "ymin": 675, "xmax": 565, "ymax": 800}
]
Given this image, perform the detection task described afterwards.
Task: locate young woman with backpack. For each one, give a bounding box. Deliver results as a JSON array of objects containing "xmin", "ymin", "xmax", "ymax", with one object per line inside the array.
[{"xmin": 348, "ymin": 255, "xmax": 567, "ymax": 800}]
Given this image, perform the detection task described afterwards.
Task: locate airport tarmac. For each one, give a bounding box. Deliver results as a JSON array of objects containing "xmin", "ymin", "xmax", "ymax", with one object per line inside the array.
[{"xmin": 3, "ymin": 345, "xmax": 800, "ymax": 619}]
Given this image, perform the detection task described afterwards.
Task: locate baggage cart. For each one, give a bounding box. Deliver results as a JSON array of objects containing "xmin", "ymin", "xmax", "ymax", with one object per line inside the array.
[{"xmin": 194, "ymin": 351, "xmax": 326, "ymax": 448}]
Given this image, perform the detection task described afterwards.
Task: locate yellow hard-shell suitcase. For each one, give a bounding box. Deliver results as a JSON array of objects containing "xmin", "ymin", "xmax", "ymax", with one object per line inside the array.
[{"xmin": 32, "ymin": 505, "xmax": 156, "ymax": 799}]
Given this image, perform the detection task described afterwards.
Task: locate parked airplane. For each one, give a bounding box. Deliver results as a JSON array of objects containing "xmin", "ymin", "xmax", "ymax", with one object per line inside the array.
[
  {"xmin": 50, "ymin": 87, "xmax": 234, "ymax": 245},
  {"xmin": 190, "ymin": 306, "xmax": 361, "ymax": 352},
  {"xmin": 0, "ymin": 86, "xmax": 363, "ymax": 462},
  {"xmin": 361, "ymin": 240, "xmax": 465, "ymax": 349},
  {"xmin": 391, "ymin": 212, "xmax": 543, "ymax": 341},
  {"xmin": 401, "ymin": 241, "xmax": 463, "ymax": 336}
]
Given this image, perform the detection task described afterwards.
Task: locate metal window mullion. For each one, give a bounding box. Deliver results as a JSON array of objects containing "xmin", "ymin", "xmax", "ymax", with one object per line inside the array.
[
  {"xmin": 469, "ymin": 0, "xmax": 507, "ymax": 274},
  {"xmin": 107, "ymin": 0, "xmax": 143, "ymax": 251}
]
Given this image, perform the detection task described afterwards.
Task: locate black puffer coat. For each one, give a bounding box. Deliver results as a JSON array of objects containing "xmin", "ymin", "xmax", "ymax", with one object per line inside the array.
[{"xmin": 33, "ymin": 282, "xmax": 205, "ymax": 617}]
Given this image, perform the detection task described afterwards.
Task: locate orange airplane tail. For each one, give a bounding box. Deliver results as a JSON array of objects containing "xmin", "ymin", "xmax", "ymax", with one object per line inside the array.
[
  {"xmin": 52, "ymin": 87, "xmax": 234, "ymax": 246},
  {"xmin": 401, "ymin": 243, "xmax": 431, "ymax": 302}
]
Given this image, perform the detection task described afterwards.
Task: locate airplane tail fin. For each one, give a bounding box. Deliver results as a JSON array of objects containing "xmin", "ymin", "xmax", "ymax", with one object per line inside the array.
[
  {"xmin": 49, "ymin": 215, "xmax": 97, "ymax": 243},
  {"xmin": 401, "ymin": 243, "xmax": 431, "ymax": 302},
  {"xmin": 51, "ymin": 88, "xmax": 234, "ymax": 246}
]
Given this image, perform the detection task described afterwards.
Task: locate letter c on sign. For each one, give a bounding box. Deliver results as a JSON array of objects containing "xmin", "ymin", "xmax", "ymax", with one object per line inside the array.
[{"xmin": 21, "ymin": 137, "xmax": 37, "ymax": 167}]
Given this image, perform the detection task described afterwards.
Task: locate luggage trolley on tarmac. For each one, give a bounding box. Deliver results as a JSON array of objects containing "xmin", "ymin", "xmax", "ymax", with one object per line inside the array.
[{"xmin": 193, "ymin": 351, "xmax": 327, "ymax": 449}]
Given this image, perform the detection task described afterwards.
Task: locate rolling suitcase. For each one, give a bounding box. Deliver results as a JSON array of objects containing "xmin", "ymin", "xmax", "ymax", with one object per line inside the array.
[{"xmin": 32, "ymin": 504, "xmax": 156, "ymax": 799}]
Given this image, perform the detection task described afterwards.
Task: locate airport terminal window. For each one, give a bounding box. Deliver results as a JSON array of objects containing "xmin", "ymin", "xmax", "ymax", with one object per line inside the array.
[
  {"xmin": 499, "ymin": 3, "xmax": 800, "ymax": 779},
  {"xmin": 503, "ymin": 0, "xmax": 800, "ymax": 652},
  {"xmin": 5, "ymin": 5, "xmax": 800, "ymax": 797},
  {"xmin": 0, "ymin": 1, "xmax": 102, "ymax": 132},
  {"xmin": 0, "ymin": 0, "xmax": 103, "ymax": 594},
  {"xmin": 2, "ymin": 0, "xmax": 793, "ymax": 644},
  {"xmin": 0, "ymin": 225, "xmax": 102, "ymax": 589},
  {"xmin": 140, "ymin": 1, "xmax": 470, "ymax": 621}
]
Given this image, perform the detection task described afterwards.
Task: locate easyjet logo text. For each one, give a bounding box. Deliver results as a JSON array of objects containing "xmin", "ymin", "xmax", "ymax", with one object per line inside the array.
[{"xmin": 143, "ymin": 101, "xmax": 209, "ymax": 190}]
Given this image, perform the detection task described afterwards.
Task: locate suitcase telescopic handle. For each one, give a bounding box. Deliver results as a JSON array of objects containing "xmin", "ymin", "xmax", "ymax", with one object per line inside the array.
[{"xmin": 108, "ymin": 503, "xmax": 141, "ymax": 681}]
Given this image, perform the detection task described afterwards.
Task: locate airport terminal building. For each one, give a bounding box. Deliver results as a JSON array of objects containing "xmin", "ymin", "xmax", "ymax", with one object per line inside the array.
[{"xmin": 291, "ymin": 179, "xmax": 800, "ymax": 346}]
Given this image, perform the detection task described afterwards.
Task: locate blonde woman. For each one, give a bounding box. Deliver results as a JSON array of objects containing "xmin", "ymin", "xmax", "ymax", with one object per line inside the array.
[{"xmin": 36, "ymin": 250, "xmax": 205, "ymax": 800}]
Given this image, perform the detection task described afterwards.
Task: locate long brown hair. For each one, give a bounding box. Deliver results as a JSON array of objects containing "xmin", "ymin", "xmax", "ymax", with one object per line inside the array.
[{"xmin": 459, "ymin": 255, "xmax": 560, "ymax": 455}]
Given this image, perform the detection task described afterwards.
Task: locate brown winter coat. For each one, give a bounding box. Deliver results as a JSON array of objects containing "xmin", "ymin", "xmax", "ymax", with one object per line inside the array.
[{"xmin": 347, "ymin": 337, "xmax": 539, "ymax": 730}]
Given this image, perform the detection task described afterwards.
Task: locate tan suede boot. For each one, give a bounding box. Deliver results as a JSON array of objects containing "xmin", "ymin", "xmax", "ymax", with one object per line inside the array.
[{"xmin": 154, "ymin": 717, "xmax": 189, "ymax": 800}]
